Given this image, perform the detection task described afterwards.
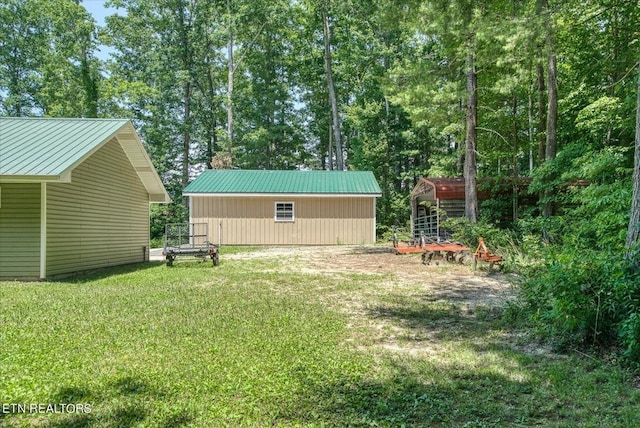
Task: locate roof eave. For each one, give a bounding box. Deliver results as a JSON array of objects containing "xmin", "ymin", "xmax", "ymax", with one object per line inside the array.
[
  {"xmin": 150, "ymin": 193, "xmax": 172, "ymax": 203},
  {"xmin": 0, "ymin": 173, "xmax": 70, "ymax": 183},
  {"xmin": 116, "ymin": 121, "xmax": 171, "ymax": 204}
]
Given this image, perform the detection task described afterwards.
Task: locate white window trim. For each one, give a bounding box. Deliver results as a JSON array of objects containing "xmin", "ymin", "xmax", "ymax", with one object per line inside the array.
[{"xmin": 274, "ymin": 201, "xmax": 295, "ymax": 222}]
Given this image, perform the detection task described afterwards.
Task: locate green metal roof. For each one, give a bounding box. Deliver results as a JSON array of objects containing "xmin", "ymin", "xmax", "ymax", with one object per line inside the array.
[
  {"xmin": 0, "ymin": 117, "xmax": 129, "ymax": 176},
  {"xmin": 0, "ymin": 117, "xmax": 170, "ymax": 203},
  {"xmin": 184, "ymin": 170, "xmax": 382, "ymax": 196}
]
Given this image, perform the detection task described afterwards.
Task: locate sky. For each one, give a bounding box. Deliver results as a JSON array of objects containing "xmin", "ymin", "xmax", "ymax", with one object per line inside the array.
[{"xmin": 82, "ymin": 0, "xmax": 116, "ymax": 26}]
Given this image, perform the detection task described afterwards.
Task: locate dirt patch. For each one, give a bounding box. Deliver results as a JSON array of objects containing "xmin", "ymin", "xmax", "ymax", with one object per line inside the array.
[
  {"xmin": 225, "ymin": 245, "xmax": 515, "ymax": 309},
  {"xmin": 222, "ymin": 246, "xmax": 571, "ymax": 368},
  {"xmin": 224, "ymin": 246, "xmax": 521, "ymax": 356}
]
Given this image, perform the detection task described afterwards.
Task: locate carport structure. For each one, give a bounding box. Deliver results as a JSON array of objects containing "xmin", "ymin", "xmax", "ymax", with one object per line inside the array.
[{"xmin": 410, "ymin": 177, "xmax": 487, "ymax": 241}]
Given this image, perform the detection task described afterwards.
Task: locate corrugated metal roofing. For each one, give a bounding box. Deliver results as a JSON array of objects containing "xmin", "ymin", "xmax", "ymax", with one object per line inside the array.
[
  {"xmin": 411, "ymin": 177, "xmax": 491, "ymax": 200},
  {"xmin": 425, "ymin": 177, "xmax": 466, "ymax": 200},
  {"xmin": 184, "ymin": 170, "xmax": 382, "ymax": 195},
  {"xmin": 0, "ymin": 117, "xmax": 170, "ymax": 203},
  {"xmin": 0, "ymin": 117, "xmax": 128, "ymax": 176}
]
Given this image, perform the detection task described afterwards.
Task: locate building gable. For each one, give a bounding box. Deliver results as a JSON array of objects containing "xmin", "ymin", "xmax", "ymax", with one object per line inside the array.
[{"xmin": 0, "ymin": 117, "xmax": 169, "ymax": 203}]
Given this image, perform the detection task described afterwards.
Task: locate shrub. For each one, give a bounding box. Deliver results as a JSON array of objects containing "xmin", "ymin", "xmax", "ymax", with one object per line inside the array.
[
  {"xmin": 517, "ymin": 246, "xmax": 640, "ymax": 367},
  {"xmin": 150, "ymin": 203, "xmax": 188, "ymax": 241},
  {"xmin": 519, "ymin": 250, "xmax": 617, "ymax": 349}
]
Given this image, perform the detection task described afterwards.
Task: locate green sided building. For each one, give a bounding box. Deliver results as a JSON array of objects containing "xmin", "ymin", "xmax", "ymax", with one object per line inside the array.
[{"xmin": 0, "ymin": 117, "xmax": 170, "ymax": 280}]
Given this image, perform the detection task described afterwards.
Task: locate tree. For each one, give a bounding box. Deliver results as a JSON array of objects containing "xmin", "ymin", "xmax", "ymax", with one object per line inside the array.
[
  {"xmin": 541, "ymin": 0, "xmax": 558, "ymax": 217},
  {"xmin": 389, "ymin": 1, "xmax": 495, "ymax": 222},
  {"xmin": 0, "ymin": 0, "xmax": 100, "ymax": 117},
  {"xmin": 105, "ymin": 0, "xmax": 217, "ymax": 198},
  {"xmin": 627, "ymin": 59, "xmax": 640, "ymax": 252},
  {"xmin": 225, "ymin": 0, "xmax": 236, "ymax": 158},
  {"xmin": 174, "ymin": 0, "xmax": 196, "ymax": 190},
  {"xmin": 321, "ymin": 5, "xmax": 344, "ymax": 170},
  {"xmin": 464, "ymin": 37, "xmax": 478, "ymax": 222},
  {"xmin": 190, "ymin": 0, "xmax": 226, "ymax": 169},
  {"xmin": 296, "ymin": 0, "xmax": 394, "ymax": 171},
  {"xmin": 0, "ymin": 0, "xmax": 44, "ymax": 116}
]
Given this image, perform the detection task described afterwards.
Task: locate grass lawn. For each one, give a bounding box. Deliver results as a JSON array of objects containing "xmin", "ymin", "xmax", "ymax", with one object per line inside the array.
[{"xmin": 1, "ymin": 248, "xmax": 639, "ymax": 427}]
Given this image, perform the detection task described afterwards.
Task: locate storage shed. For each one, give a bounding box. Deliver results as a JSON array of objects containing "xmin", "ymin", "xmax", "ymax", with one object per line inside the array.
[
  {"xmin": 185, "ymin": 170, "xmax": 382, "ymax": 245},
  {"xmin": 0, "ymin": 117, "xmax": 170, "ymax": 280},
  {"xmin": 410, "ymin": 177, "xmax": 488, "ymax": 240}
]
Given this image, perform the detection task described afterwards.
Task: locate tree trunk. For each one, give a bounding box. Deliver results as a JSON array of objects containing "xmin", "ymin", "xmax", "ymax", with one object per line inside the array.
[
  {"xmin": 79, "ymin": 44, "xmax": 98, "ymax": 118},
  {"xmin": 175, "ymin": 2, "xmax": 193, "ymax": 191},
  {"xmin": 226, "ymin": 0, "xmax": 234, "ymax": 156},
  {"xmin": 182, "ymin": 80, "xmax": 191, "ymax": 190},
  {"xmin": 206, "ymin": 115, "xmax": 217, "ymax": 170},
  {"xmin": 327, "ymin": 124, "xmax": 333, "ymax": 170},
  {"xmin": 227, "ymin": 40, "xmax": 233, "ymax": 154},
  {"xmin": 205, "ymin": 61, "xmax": 217, "ymax": 169},
  {"xmin": 626, "ymin": 60, "xmax": 640, "ymax": 252},
  {"xmin": 464, "ymin": 43, "xmax": 478, "ymax": 223},
  {"xmin": 545, "ymin": 45, "xmax": 558, "ymax": 161},
  {"xmin": 512, "ymin": 95, "xmax": 519, "ymax": 222},
  {"xmin": 537, "ymin": 52, "xmax": 546, "ymax": 164},
  {"xmin": 322, "ymin": 10, "xmax": 344, "ymax": 170},
  {"xmin": 543, "ymin": 0, "xmax": 557, "ymax": 217}
]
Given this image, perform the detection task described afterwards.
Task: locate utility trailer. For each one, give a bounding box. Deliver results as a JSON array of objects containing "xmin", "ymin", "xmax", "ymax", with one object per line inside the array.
[{"xmin": 163, "ymin": 223, "xmax": 219, "ymax": 267}]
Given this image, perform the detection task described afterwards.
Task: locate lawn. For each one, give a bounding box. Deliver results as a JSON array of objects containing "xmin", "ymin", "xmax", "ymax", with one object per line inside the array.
[{"xmin": 1, "ymin": 247, "xmax": 639, "ymax": 427}]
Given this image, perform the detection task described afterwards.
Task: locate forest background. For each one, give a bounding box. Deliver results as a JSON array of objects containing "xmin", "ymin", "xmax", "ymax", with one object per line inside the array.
[{"xmin": 2, "ymin": 0, "xmax": 640, "ymax": 365}]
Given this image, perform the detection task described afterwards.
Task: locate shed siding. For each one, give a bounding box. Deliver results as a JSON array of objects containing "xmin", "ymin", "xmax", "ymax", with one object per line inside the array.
[
  {"xmin": 0, "ymin": 183, "xmax": 41, "ymax": 279},
  {"xmin": 439, "ymin": 199, "xmax": 465, "ymax": 219},
  {"xmin": 191, "ymin": 196, "xmax": 375, "ymax": 245},
  {"xmin": 46, "ymin": 138, "xmax": 149, "ymax": 276}
]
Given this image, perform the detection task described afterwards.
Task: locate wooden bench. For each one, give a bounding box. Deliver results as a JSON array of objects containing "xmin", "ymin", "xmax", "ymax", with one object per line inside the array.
[{"xmin": 473, "ymin": 237, "xmax": 503, "ymax": 270}]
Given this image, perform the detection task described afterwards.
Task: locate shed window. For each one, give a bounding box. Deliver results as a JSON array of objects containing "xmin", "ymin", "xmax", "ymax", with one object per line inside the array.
[{"xmin": 275, "ymin": 202, "xmax": 294, "ymax": 222}]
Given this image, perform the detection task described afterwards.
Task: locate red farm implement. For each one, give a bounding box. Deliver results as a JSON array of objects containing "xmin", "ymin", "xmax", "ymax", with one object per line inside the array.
[
  {"xmin": 392, "ymin": 233, "xmax": 470, "ymax": 265},
  {"xmin": 472, "ymin": 237, "xmax": 503, "ymax": 270}
]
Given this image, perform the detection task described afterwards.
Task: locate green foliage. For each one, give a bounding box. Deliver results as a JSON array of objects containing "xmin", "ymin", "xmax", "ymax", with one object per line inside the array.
[
  {"xmin": 526, "ymin": 148, "xmax": 632, "ymax": 251},
  {"xmin": 445, "ymin": 217, "xmax": 508, "ymax": 249},
  {"xmin": 529, "ymin": 144, "xmax": 581, "ymax": 196},
  {"xmin": 569, "ymin": 146, "xmax": 632, "ymax": 185},
  {"xmin": 0, "ymin": 0, "xmax": 100, "ymax": 117},
  {"xmin": 517, "ymin": 248, "xmax": 640, "ymax": 362},
  {"xmin": 565, "ymin": 182, "xmax": 631, "ymax": 251},
  {"xmin": 149, "ymin": 202, "xmax": 188, "ymax": 243},
  {"xmin": 515, "ymin": 141, "xmax": 638, "ymax": 360},
  {"xmin": 575, "ymin": 96, "xmax": 624, "ymax": 146},
  {"xmin": 513, "ymin": 135, "xmax": 640, "ymax": 365}
]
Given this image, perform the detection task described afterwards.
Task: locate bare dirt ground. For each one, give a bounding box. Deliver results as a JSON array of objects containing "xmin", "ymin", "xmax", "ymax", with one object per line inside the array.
[
  {"xmin": 224, "ymin": 245, "xmax": 515, "ymax": 309},
  {"xmin": 224, "ymin": 245, "xmax": 519, "ymax": 357}
]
